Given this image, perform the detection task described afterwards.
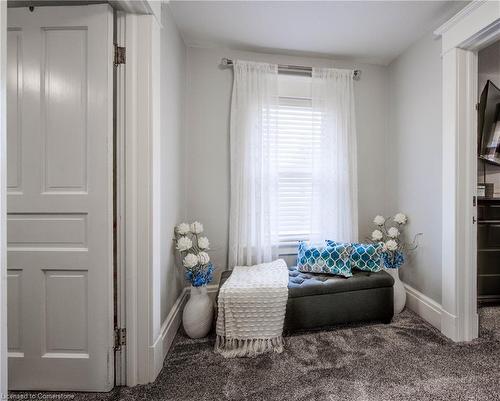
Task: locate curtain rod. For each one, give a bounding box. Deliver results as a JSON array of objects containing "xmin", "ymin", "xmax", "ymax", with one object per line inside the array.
[{"xmin": 221, "ymin": 58, "xmax": 361, "ymax": 81}]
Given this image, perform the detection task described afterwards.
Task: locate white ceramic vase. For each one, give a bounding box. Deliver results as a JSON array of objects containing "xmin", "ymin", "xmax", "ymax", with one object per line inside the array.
[
  {"xmin": 182, "ymin": 285, "xmax": 213, "ymax": 338},
  {"xmin": 385, "ymin": 268, "xmax": 406, "ymax": 314}
]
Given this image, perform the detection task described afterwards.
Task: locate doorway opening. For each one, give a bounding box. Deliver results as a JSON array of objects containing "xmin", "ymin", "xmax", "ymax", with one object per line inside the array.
[{"xmin": 476, "ymin": 39, "xmax": 500, "ymax": 339}]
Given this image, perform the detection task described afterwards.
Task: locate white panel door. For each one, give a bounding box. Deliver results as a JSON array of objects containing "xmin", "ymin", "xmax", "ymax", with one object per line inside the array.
[{"xmin": 7, "ymin": 5, "xmax": 114, "ymax": 391}]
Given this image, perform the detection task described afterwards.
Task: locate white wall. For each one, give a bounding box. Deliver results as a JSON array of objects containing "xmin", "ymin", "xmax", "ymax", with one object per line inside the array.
[
  {"xmin": 159, "ymin": 5, "xmax": 187, "ymax": 325},
  {"xmin": 185, "ymin": 47, "xmax": 389, "ymax": 281},
  {"xmin": 387, "ymin": 31, "xmax": 443, "ymax": 303}
]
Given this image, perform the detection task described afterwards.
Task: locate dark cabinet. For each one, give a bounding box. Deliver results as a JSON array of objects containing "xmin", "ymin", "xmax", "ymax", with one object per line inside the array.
[{"xmin": 477, "ymin": 198, "xmax": 500, "ymax": 304}]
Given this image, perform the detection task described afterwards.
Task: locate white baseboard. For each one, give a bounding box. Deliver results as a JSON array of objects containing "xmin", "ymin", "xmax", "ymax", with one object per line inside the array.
[
  {"xmin": 440, "ymin": 308, "xmax": 459, "ymax": 341},
  {"xmin": 404, "ymin": 283, "xmax": 443, "ymax": 330},
  {"xmin": 148, "ymin": 283, "xmax": 220, "ymax": 381},
  {"xmin": 149, "ymin": 287, "xmax": 189, "ymax": 380}
]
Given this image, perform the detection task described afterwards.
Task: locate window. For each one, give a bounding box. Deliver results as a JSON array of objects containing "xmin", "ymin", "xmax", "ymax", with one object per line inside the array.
[{"xmin": 275, "ymin": 75, "xmax": 321, "ymax": 248}]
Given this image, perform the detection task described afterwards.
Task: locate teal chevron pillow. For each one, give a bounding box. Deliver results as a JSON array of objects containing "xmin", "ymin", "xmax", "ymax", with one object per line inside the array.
[
  {"xmin": 297, "ymin": 241, "xmax": 352, "ymax": 277},
  {"xmin": 326, "ymin": 240, "xmax": 383, "ymax": 272}
]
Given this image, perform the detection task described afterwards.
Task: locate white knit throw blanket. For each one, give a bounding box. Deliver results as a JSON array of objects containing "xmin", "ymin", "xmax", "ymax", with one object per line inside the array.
[{"xmin": 215, "ymin": 259, "xmax": 289, "ymax": 358}]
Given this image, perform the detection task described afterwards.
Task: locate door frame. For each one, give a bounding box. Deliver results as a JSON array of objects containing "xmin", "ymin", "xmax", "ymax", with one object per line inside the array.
[
  {"xmin": 119, "ymin": 11, "xmax": 162, "ymax": 387},
  {"xmin": 114, "ymin": 10, "xmax": 127, "ymax": 387},
  {"xmin": 0, "ymin": 0, "xmax": 8, "ymax": 396},
  {"xmin": 435, "ymin": 0, "xmax": 500, "ymax": 342},
  {"xmin": 111, "ymin": 0, "xmax": 162, "ymax": 388}
]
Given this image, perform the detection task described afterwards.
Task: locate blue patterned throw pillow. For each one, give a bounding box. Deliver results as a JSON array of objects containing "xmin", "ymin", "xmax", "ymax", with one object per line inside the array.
[
  {"xmin": 297, "ymin": 241, "xmax": 352, "ymax": 277},
  {"xmin": 326, "ymin": 240, "xmax": 383, "ymax": 272}
]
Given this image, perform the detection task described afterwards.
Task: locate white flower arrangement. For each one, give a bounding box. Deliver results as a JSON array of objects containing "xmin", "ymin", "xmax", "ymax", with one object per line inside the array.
[
  {"xmin": 176, "ymin": 236, "xmax": 193, "ymax": 251},
  {"xmin": 190, "ymin": 221, "xmax": 204, "ymax": 234},
  {"xmin": 393, "ymin": 213, "xmax": 407, "ymax": 225},
  {"xmin": 183, "ymin": 253, "xmax": 199, "ymax": 268},
  {"xmin": 371, "ymin": 229, "xmax": 383, "ymax": 241},
  {"xmin": 198, "ymin": 251, "xmax": 210, "ymax": 265},
  {"xmin": 174, "ymin": 222, "xmax": 214, "ymax": 287},
  {"xmin": 385, "ymin": 239, "xmax": 398, "ymax": 251},
  {"xmin": 176, "ymin": 222, "xmax": 190, "ymax": 235},
  {"xmin": 198, "ymin": 236, "xmax": 210, "ymax": 250},
  {"xmin": 368, "ymin": 213, "xmax": 421, "ymax": 269},
  {"xmin": 388, "ymin": 227, "xmax": 400, "ymax": 238}
]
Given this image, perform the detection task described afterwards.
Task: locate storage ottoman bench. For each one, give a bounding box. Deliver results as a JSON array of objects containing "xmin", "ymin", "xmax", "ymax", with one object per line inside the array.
[{"xmin": 218, "ymin": 265, "xmax": 394, "ymax": 332}]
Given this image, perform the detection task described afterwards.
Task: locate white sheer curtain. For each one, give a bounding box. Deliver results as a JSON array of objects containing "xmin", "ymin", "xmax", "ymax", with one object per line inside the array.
[
  {"xmin": 228, "ymin": 60, "xmax": 280, "ymax": 267},
  {"xmin": 309, "ymin": 67, "xmax": 358, "ymax": 244}
]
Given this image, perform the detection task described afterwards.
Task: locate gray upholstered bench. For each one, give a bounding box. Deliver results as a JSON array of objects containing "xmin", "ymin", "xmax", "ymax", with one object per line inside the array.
[{"xmin": 218, "ymin": 265, "xmax": 394, "ymax": 332}]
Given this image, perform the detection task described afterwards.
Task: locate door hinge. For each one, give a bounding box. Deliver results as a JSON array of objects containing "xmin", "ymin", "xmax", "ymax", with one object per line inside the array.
[
  {"xmin": 114, "ymin": 44, "xmax": 126, "ymax": 65},
  {"xmin": 114, "ymin": 327, "xmax": 126, "ymax": 350},
  {"xmin": 475, "ymin": 103, "xmax": 479, "ymax": 111}
]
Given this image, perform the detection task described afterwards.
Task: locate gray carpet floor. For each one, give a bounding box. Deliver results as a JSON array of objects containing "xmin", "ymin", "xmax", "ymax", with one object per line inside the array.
[{"xmin": 14, "ymin": 307, "xmax": 500, "ymax": 401}]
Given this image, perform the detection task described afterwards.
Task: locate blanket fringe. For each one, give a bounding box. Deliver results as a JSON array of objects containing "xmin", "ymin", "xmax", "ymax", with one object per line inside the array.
[{"xmin": 214, "ymin": 335, "xmax": 284, "ymax": 358}]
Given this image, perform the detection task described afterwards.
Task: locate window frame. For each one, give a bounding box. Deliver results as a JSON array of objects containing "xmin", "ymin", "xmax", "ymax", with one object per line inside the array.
[{"xmin": 275, "ymin": 74, "xmax": 319, "ymax": 254}]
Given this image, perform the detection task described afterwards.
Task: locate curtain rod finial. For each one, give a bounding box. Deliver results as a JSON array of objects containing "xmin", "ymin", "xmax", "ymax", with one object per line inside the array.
[{"xmin": 221, "ymin": 58, "xmax": 232, "ymax": 67}]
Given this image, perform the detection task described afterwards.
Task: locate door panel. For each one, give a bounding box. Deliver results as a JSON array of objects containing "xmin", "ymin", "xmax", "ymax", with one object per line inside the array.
[
  {"xmin": 7, "ymin": 270, "xmax": 22, "ymax": 355},
  {"xmin": 43, "ymin": 28, "xmax": 88, "ymax": 192},
  {"xmin": 7, "ymin": 29, "xmax": 22, "ymax": 193},
  {"xmin": 44, "ymin": 270, "xmax": 88, "ymax": 355},
  {"xmin": 7, "ymin": 5, "xmax": 114, "ymax": 391}
]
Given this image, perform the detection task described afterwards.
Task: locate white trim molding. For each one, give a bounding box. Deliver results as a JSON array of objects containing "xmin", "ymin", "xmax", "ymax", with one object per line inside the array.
[
  {"xmin": 114, "ymin": 10, "xmax": 127, "ymax": 387},
  {"xmin": 149, "ymin": 284, "xmax": 219, "ymax": 378},
  {"xmin": 149, "ymin": 288, "xmax": 189, "ymax": 379},
  {"xmin": 123, "ymin": 12, "xmax": 162, "ymax": 386},
  {"xmin": 435, "ymin": 0, "xmax": 499, "ymax": 342},
  {"xmin": 434, "ymin": 1, "xmax": 487, "ymax": 37},
  {"xmin": 435, "ymin": 1, "xmax": 500, "ymax": 53},
  {"xmin": 111, "ymin": 0, "xmax": 163, "ymax": 24},
  {"xmin": 441, "ymin": 47, "xmax": 478, "ymax": 342},
  {"xmin": 0, "ymin": 1, "xmax": 8, "ymax": 396},
  {"xmin": 404, "ymin": 284, "xmax": 443, "ymax": 331}
]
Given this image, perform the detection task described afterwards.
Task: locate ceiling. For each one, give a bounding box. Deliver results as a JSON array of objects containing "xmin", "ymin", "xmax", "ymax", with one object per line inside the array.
[{"xmin": 168, "ymin": 1, "xmax": 468, "ymax": 65}]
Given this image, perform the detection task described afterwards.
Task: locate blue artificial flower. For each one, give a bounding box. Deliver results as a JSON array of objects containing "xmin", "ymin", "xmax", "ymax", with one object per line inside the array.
[
  {"xmin": 382, "ymin": 250, "xmax": 405, "ymax": 269},
  {"xmin": 193, "ymin": 275, "xmax": 205, "ymax": 287},
  {"xmin": 186, "ymin": 262, "xmax": 214, "ymax": 287}
]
